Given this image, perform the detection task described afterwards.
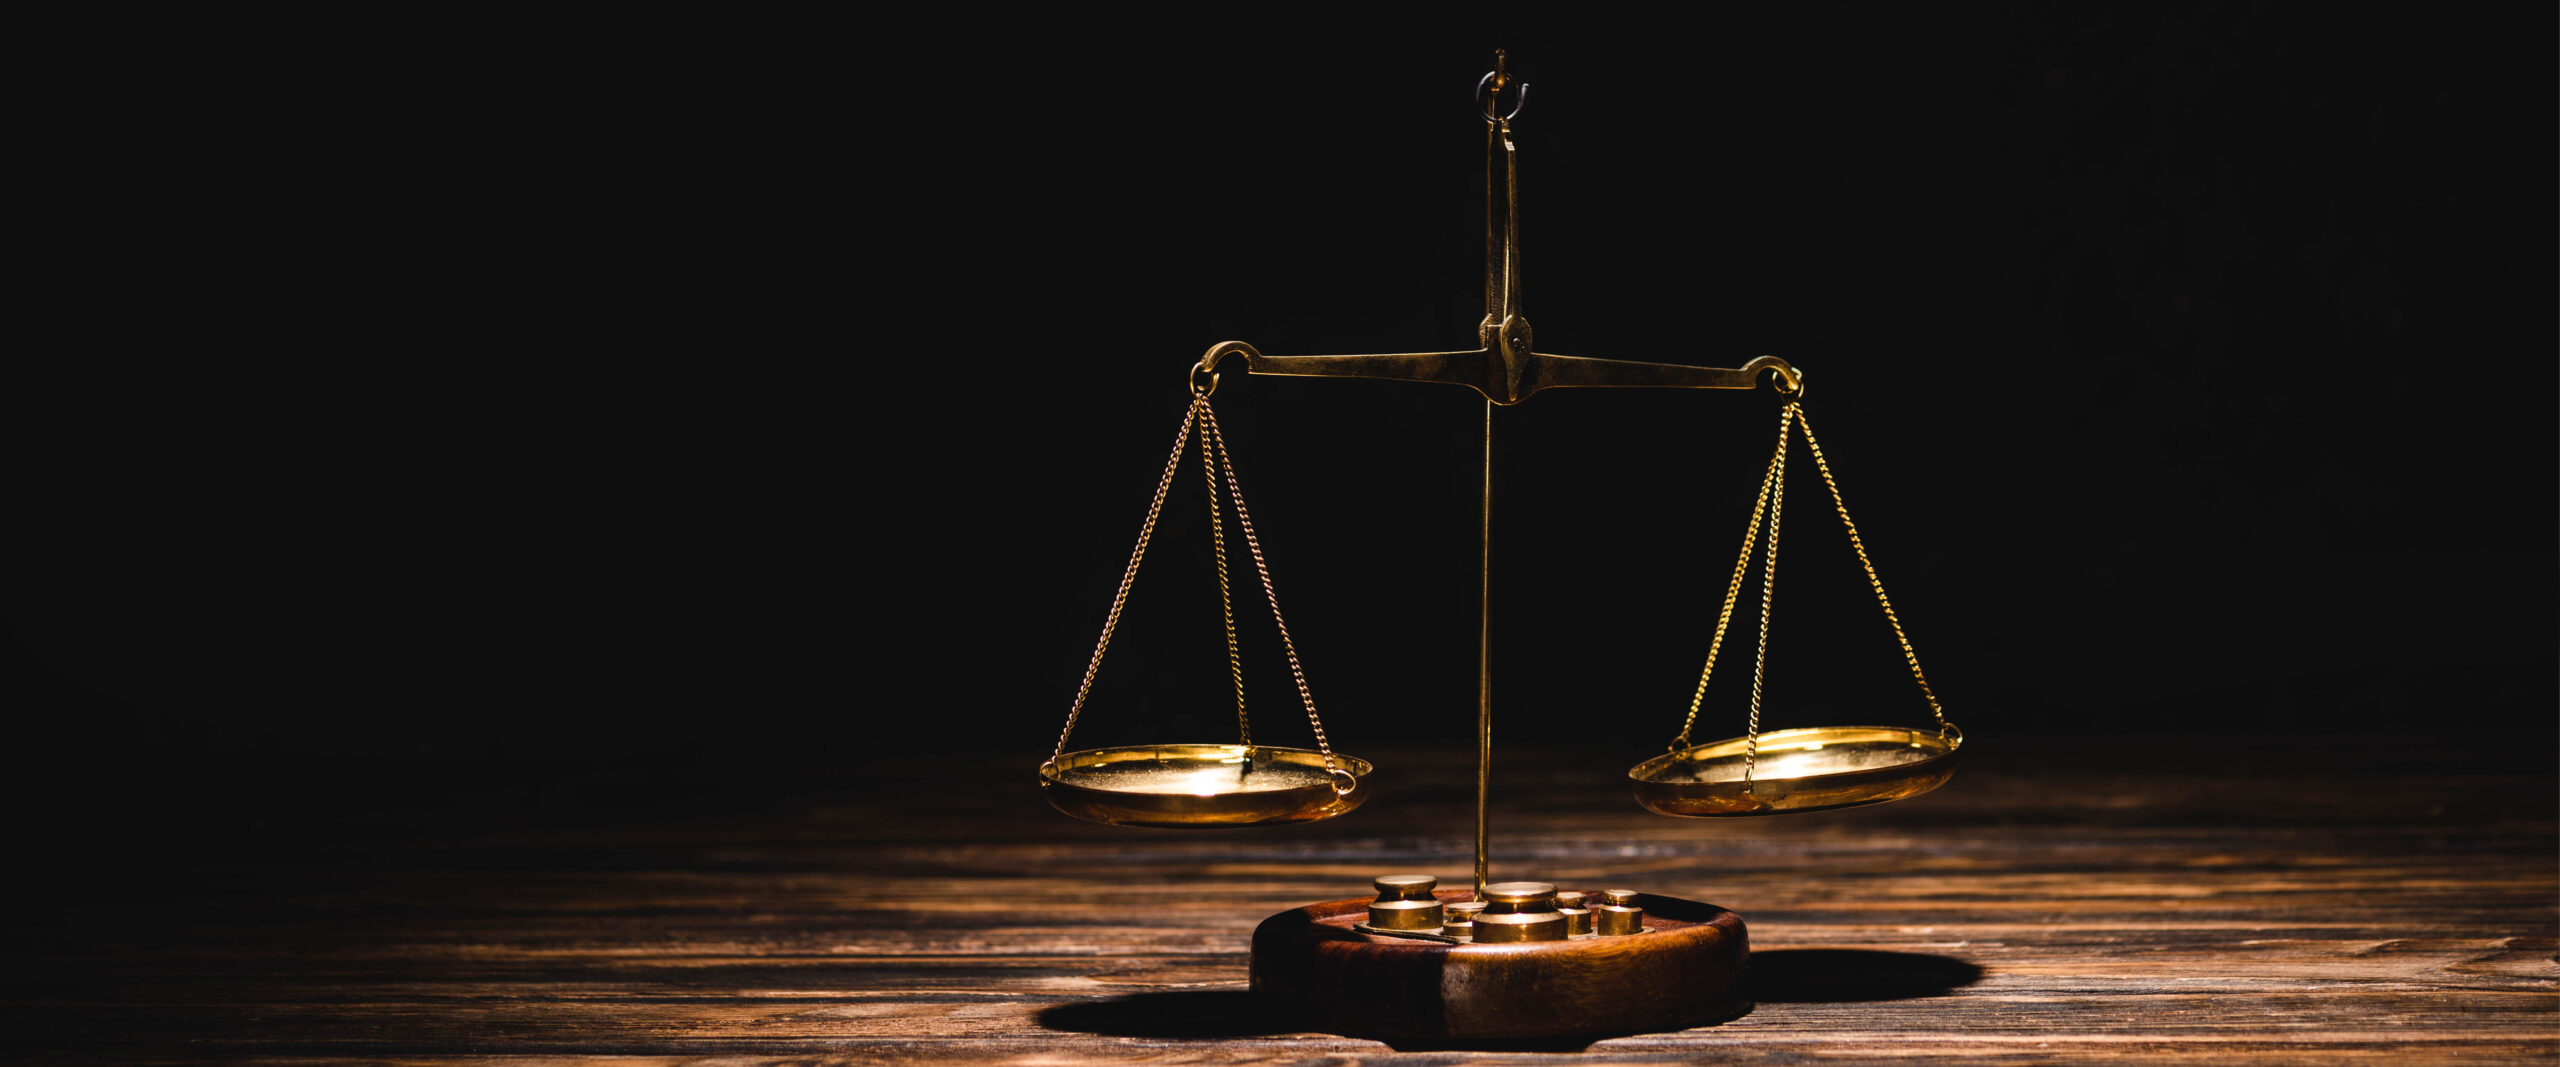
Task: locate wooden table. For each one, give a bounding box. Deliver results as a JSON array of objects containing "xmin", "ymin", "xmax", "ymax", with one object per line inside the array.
[{"xmin": 9, "ymin": 736, "xmax": 2554, "ymax": 1063}]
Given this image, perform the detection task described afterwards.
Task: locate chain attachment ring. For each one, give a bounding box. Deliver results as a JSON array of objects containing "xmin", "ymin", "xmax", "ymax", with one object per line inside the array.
[
  {"xmin": 1189, "ymin": 360, "xmax": 1220, "ymax": 397},
  {"xmin": 1475, "ymin": 71, "xmax": 1529, "ymax": 123}
]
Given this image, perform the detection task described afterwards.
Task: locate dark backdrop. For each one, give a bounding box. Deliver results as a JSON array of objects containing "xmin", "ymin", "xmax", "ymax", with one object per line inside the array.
[{"xmin": 9, "ymin": 9, "xmax": 2551, "ymax": 836}]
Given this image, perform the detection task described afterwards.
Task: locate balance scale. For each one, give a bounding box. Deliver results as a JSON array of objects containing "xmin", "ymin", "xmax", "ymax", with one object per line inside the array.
[{"xmin": 1037, "ymin": 53, "xmax": 1964, "ymax": 1042}]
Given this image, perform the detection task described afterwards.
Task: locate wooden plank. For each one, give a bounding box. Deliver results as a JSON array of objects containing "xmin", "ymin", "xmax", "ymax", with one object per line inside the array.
[{"xmin": 3, "ymin": 744, "xmax": 2551, "ymax": 1064}]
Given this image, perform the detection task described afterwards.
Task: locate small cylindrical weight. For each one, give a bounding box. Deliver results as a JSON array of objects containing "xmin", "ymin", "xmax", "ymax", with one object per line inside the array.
[
  {"xmin": 1368, "ymin": 874, "xmax": 1444, "ymax": 930},
  {"xmin": 1442, "ymin": 899, "xmax": 1486, "ymax": 936},
  {"xmin": 1596, "ymin": 887, "xmax": 1644, "ymax": 936},
  {"xmin": 1554, "ymin": 890, "xmax": 1593, "ymax": 935}
]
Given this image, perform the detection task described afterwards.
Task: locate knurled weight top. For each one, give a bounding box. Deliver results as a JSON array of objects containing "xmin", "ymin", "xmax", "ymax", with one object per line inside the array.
[{"xmin": 1368, "ymin": 874, "xmax": 1444, "ymax": 931}]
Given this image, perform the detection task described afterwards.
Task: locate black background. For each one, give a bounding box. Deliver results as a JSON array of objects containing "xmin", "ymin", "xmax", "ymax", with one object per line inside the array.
[{"xmin": 9, "ymin": 8, "xmax": 2552, "ymax": 840}]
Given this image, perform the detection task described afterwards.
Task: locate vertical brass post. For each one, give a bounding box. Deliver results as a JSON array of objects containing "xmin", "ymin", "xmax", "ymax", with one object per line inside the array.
[
  {"xmin": 1476, "ymin": 398, "xmax": 1493, "ymax": 900},
  {"xmin": 1473, "ymin": 51, "xmax": 1510, "ymax": 902}
]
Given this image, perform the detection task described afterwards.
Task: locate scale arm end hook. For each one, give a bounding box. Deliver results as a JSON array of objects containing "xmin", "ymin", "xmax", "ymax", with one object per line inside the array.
[
  {"xmin": 1738, "ymin": 355, "xmax": 1802, "ymax": 394},
  {"xmin": 1200, "ymin": 341, "xmax": 1262, "ymax": 378}
]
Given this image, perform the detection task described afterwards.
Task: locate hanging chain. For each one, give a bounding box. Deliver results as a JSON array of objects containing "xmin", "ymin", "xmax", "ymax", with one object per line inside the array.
[
  {"xmin": 1048, "ymin": 386, "xmax": 1353, "ymax": 791},
  {"xmin": 1670, "ymin": 408, "xmax": 1788, "ymax": 753},
  {"xmin": 1050, "ymin": 398, "xmax": 1202, "ymax": 765},
  {"xmin": 1666, "ymin": 394, "xmax": 1962, "ymax": 776},
  {"xmin": 1203, "ymin": 413, "xmax": 1248, "ymax": 748},
  {"xmin": 1741, "ymin": 402, "xmax": 1791, "ymax": 785},
  {"xmin": 1792, "ymin": 404, "xmax": 1958, "ymax": 740},
  {"xmin": 1198, "ymin": 402, "xmax": 1352, "ymax": 793}
]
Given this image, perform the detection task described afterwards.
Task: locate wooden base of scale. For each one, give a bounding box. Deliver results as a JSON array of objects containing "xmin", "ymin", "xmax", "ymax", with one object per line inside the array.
[{"xmin": 1250, "ymin": 890, "xmax": 1748, "ymax": 1041}]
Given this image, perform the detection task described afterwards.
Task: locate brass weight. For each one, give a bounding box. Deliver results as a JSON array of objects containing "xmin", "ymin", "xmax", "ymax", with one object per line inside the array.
[
  {"xmin": 1470, "ymin": 881, "xmax": 1568, "ymax": 943},
  {"xmin": 1596, "ymin": 888, "xmax": 1645, "ymax": 936},
  {"xmin": 1553, "ymin": 890, "xmax": 1594, "ymax": 935},
  {"xmin": 1367, "ymin": 874, "xmax": 1446, "ymax": 931}
]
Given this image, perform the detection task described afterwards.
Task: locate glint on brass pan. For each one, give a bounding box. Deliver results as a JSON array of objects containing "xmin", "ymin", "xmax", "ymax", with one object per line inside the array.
[
  {"xmin": 1041, "ymin": 744, "xmax": 1373, "ymax": 828},
  {"xmin": 1631, "ymin": 726, "xmax": 1961, "ymax": 816}
]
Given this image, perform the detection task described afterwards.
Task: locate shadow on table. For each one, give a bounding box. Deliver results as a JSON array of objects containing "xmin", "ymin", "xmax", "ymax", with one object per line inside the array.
[
  {"xmin": 1036, "ymin": 991, "xmax": 1627, "ymax": 1052},
  {"xmin": 1036, "ymin": 949, "xmax": 1980, "ymax": 1047},
  {"xmin": 1749, "ymin": 948, "xmax": 1985, "ymax": 1002},
  {"xmin": 1037, "ymin": 990, "xmax": 1277, "ymax": 1039}
]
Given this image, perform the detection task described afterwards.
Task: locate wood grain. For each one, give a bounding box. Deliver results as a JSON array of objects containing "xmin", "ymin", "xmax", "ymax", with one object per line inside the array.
[{"xmin": 4, "ymin": 739, "xmax": 2552, "ymax": 1064}]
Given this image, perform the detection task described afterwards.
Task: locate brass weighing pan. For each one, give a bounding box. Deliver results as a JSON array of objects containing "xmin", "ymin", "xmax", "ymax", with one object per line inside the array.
[
  {"xmin": 1635, "ymin": 394, "xmax": 1966, "ymax": 819},
  {"xmin": 1039, "ymin": 390, "xmax": 1373, "ymax": 830},
  {"xmin": 1042, "ymin": 744, "xmax": 1373, "ymax": 827},
  {"xmin": 1630, "ymin": 725, "xmax": 1959, "ymax": 817}
]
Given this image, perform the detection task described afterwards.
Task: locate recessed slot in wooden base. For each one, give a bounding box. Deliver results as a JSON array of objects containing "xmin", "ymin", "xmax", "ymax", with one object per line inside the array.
[{"xmin": 1250, "ymin": 889, "xmax": 1748, "ymax": 1041}]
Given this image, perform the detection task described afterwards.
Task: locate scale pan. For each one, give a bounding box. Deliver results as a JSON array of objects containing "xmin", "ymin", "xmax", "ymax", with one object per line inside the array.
[
  {"xmin": 1629, "ymin": 725, "xmax": 1959, "ymax": 817},
  {"xmin": 1040, "ymin": 744, "xmax": 1373, "ymax": 828}
]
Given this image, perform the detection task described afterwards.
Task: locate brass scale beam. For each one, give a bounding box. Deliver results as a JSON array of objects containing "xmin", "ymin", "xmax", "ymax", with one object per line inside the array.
[{"xmin": 1193, "ymin": 54, "xmax": 1800, "ymax": 900}]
